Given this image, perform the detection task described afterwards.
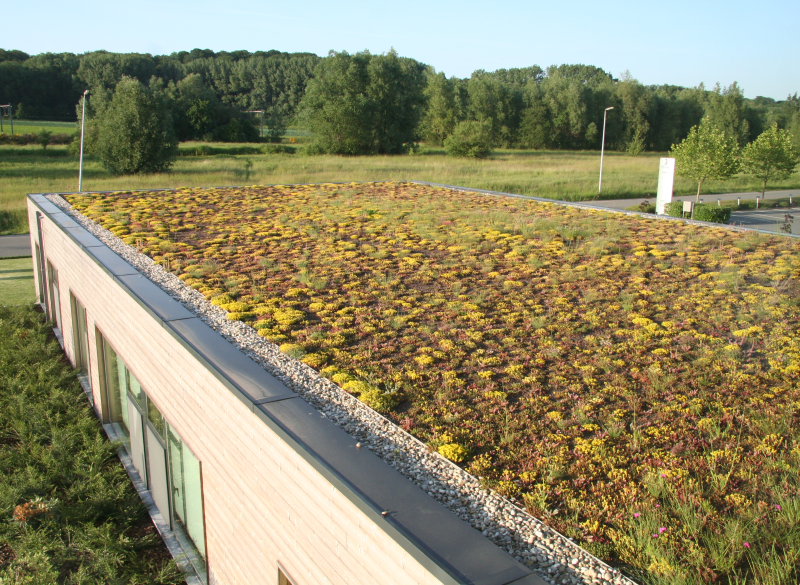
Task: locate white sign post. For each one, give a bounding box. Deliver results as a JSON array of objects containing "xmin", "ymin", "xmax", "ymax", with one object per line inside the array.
[{"xmin": 655, "ymin": 157, "xmax": 675, "ymax": 215}]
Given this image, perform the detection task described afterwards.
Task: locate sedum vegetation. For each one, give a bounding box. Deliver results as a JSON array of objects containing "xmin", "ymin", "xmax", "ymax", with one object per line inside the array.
[
  {"xmin": 0, "ymin": 305, "xmax": 182, "ymax": 584},
  {"xmin": 68, "ymin": 182, "xmax": 800, "ymax": 584}
]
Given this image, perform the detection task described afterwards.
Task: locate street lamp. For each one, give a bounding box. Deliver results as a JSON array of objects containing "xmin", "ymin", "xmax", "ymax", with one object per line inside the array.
[
  {"xmin": 78, "ymin": 90, "xmax": 90, "ymax": 192},
  {"xmin": 598, "ymin": 106, "xmax": 614, "ymax": 194}
]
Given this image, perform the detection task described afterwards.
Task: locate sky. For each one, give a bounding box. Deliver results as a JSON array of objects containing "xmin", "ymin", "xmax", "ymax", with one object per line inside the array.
[{"xmin": 5, "ymin": 0, "xmax": 799, "ymax": 100}]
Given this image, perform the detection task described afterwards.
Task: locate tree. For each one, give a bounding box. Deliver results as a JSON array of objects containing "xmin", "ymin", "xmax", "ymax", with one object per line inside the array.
[
  {"xmin": 94, "ymin": 77, "xmax": 178, "ymax": 174},
  {"xmin": 299, "ymin": 50, "xmax": 426, "ymax": 155},
  {"xmin": 419, "ymin": 69, "xmax": 459, "ymax": 146},
  {"xmin": 741, "ymin": 123, "xmax": 799, "ymax": 197},
  {"xmin": 37, "ymin": 129, "xmax": 51, "ymax": 150},
  {"xmin": 444, "ymin": 120, "xmax": 493, "ymax": 158},
  {"xmin": 704, "ymin": 82, "xmax": 752, "ymax": 146},
  {"xmin": 670, "ymin": 122, "xmax": 739, "ymax": 201}
]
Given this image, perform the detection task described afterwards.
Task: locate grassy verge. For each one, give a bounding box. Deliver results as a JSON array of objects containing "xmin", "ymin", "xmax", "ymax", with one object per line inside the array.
[
  {"xmin": 0, "ymin": 304, "xmax": 183, "ymax": 584},
  {"xmin": 2, "ymin": 120, "xmax": 77, "ymax": 136},
  {"xmin": 3, "ymin": 144, "xmax": 800, "ymax": 235},
  {"xmin": 0, "ymin": 258, "xmax": 35, "ymax": 306}
]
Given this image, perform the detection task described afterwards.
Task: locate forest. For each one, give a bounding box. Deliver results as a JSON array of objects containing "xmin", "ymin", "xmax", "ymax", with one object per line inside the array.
[{"xmin": 0, "ymin": 47, "xmax": 798, "ymax": 152}]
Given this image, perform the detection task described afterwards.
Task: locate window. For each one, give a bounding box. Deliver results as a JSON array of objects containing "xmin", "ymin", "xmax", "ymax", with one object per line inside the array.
[
  {"xmin": 70, "ymin": 293, "xmax": 90, "ymax": 376},
  {"xmin": 278, "ymin": 568, "xmax": 296, "ymax": 585},
  {"xmin": 169, "ymin": 428, "xmax": 207, "ymax": 562},
  {"xmin": 98, "ymin": 332, "xmax": 207, "ymax": 581},
  {"xmin": 34, "ymin": 243, "xmax": 45, "ymax": 304},
  {"xmin": 46, "ymin": 261, "xmax": 62, "ymax": 331}
]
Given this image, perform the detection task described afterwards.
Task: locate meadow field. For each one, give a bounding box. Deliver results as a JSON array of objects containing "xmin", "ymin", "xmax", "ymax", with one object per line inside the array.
[
  {"xmin": 3, "ymin": 142, "xmax": 800, "ymax": 235},
  {"xmin": 69, "ymin": 182, "xmax": 800, "ymax": 584},
  {"xmin": 0, "ymin": 119, "xmax": 77, "ymax": 135}
]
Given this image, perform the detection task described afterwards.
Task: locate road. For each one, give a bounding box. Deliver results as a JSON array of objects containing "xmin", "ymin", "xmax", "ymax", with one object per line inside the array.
[
  {"xmin": 572, "ymin": 189, "xmax": 799, "ymax": 236},
  {"xmin": 0, "ymin": 235, "xmax": 32, "ymax": 258}
]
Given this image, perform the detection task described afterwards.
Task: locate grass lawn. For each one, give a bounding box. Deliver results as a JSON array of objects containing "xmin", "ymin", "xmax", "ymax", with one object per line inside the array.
[
  {"xmin": 1, "ymin": 120, "xmax": 77, "ymax": 136},
  {"xmin": 0, "ymin": 258, "xmax": 35, "ymax": 306},
  {"xmin": 3, "ymin": 142, "xmax": 800, "ymax": 235},
  {"xmin": 0, "ymin": 304, "xmax": 182, "ymax": 583},
  {"xmin": 68, "ymin": 182, "xmax": 800, "ymax": 584}
]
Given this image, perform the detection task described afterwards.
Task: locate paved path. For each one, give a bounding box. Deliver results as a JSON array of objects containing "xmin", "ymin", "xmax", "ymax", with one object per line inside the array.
[
  {"xmin": 581, "ymin": 189, "xmax": 799, "ymax": 211},
  {"xmin": 571, "ymin": 190, "xmax": 799, "ymax": 236},
  {"xmin": 0, "ymin": 235, "xmax": 32, "ymax": 258},
  {"xmin": 728, "ymin": 208, "xmax": 799, "ymax": 235}
]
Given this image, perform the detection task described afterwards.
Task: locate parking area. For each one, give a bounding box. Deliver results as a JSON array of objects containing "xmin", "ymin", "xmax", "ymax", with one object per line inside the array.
[{"xmin": 729, "ymin": 208, "xmax": 799, "ymax": 235}]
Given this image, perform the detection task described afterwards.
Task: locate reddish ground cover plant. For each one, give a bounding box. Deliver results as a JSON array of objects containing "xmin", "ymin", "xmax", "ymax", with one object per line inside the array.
[{"xmin": 68, "ymin": 182, "xmax": 800, "ymax": 583}]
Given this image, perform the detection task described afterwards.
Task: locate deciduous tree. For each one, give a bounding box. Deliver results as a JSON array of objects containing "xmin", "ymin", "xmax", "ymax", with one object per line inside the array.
[
  {"xmin": 299, "ymin": 50, "xmax": 425, "ymax": 155},
  {"xmin": 670, "ymin": 122, "xmax": 739, "ymax": 201},
  {"xmin": 741, "ymin": 123, "xmax": 799, "ymax": 196},
  {"xmin": 94, "ymin": 77, "xmax": 178, "ymax": 174}
]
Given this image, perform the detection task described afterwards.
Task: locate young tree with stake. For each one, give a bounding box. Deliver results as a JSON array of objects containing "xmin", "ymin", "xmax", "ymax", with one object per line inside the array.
[
  {"xmin": 741, "ymin": 123, "xmax": 799, "ymax": 197},
  {"xmin": 670, "ymin": 122, "xmax": 739, "ymax": 201}
]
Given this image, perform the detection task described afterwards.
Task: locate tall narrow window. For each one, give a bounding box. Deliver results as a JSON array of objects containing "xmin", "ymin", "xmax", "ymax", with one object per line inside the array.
[
  {"xmin": 70, "ymin": 293, "xmax": 90, "ymax": 376},
  {"xmin": 102, "ymin": 338, "xmax": 129, "ymax": 443},
  {"xmin": 34, "ymin": 243, "xmax": 45, "ymax": 304},
  {"xmin": 96, "ymin": 332, "xmax": 207, "ymax": 582},
  {"xmin": 169, "ymin": 428, "xmax": 206, "ymax": 560},
  {"xmin": 46, "ymin": 261, "xmax": 62, "ymax": 331}
]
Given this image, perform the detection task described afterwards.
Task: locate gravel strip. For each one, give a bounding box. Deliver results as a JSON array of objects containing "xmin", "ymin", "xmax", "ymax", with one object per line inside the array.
[{"xmin": 47, "ymin": 191, "xmax": 636, "ymax": 585}]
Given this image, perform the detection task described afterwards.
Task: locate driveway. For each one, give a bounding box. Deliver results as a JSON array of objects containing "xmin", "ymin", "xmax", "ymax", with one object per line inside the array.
[
  {"xmin": 572, "ymin": 190, "xmax": 799, "ymax": 236},
  {"xmin": 0, "ymin": 235, "xmax": 31, "ymax": 258}
]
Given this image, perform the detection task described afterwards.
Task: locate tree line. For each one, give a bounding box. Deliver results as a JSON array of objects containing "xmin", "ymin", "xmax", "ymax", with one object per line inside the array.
[{"xmin": 1, "ymin": 47, "xmax": 798, "ymax": 156}]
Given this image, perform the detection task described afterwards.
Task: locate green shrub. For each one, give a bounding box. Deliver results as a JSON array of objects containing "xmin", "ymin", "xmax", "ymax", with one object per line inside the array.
[
  {"xmin": 444, "ymin": 120, "xmax": 493, "ymax": 159},
  {"xmin": 0, "ymin": 305, "xmax": 182, "ymax": 583},
  {"xmin": 94, "ymin": 77, "xmax": 178, "ymax": 175},
  {"xmin": 260, "ymin": 144, "xmax": 296, "ymax": 155},
  {"xmin": 663, "ymin": 201, "xmax": 731, "ymax": 223},
  {"xmin": 664, "ymin": 201, "xmax": 684, "ymax": 217},
  {"xmin": 693, "ymin": 204, "xmax": 732, "ymax": 223},
  {"xmin": 0, "ymin": 210, "xmax": 28, "ymax": 235}
]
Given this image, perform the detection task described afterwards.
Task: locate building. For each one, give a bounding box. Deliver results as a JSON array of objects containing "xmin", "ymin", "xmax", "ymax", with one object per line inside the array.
[{"xmin": 28, "ymin": 192, "xmax": 546, "ymax": 585}]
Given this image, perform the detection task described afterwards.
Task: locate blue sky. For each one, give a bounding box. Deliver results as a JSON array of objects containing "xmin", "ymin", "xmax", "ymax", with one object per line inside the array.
[{"xmin": 6, "ymin": 0, "xmax": 799, "ymax": 100}]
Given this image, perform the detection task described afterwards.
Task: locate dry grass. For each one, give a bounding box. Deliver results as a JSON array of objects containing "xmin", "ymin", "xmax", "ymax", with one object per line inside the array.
[{"xmin": 3, "ymin": 143, "xmax": 799, "ymax": 234}]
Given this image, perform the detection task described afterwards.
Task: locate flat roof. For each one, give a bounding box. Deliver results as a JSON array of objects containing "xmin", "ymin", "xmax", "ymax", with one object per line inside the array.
[{"xmin": 29, "ymin": 192, "xmax": 546, "ymax": 585}]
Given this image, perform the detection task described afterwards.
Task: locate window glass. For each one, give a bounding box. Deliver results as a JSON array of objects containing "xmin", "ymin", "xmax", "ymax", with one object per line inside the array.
[
  {"xmin": 102, "ymin": 339, "xmax": 129, "ymax": 442},
  {"xmin": 47, "ymin": 261, "xmax": 62, "ymax": 331},
  {"xmin": 147, "ymin": 398, "xmax": 166, "ymax": 439},
  {"xmin": 34, "ymin": 244, "xmax": 45, "ymax": 303},
  {"xmin": 128, "ymin": 371, "xmax": 145, "ymax": 408},
  {"xmin": 168, "ymin": 427, "xmax": 206, "ymax": 559},
  {"xmin": 71, "ymin": 294, "xmax": 90, "ymax": 375}
]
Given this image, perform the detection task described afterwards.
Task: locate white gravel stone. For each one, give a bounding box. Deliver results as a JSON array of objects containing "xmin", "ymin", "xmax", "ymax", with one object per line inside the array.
[{"xmin": 46, "ymin": 191, "xmax": 638, "ymax": 585}]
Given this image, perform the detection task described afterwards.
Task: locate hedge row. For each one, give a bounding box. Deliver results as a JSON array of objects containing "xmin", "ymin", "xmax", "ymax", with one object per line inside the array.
[
  {"xmin": 0, "ymin": 132, "xmax": 74, "ymax": 146},
  {"xmin": 664, "ymin": 201, "xmax": 732, "ymax": 223}
]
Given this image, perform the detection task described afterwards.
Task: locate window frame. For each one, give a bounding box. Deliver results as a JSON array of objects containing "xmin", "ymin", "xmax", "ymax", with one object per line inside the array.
[
  {"xmin": 95, "ymin": 328, "xmax": 208, "ymax": 580},
  {"xmin": 69, "ymin": 292, "xmax": 91, "ymax": 378},
  {"xmin": 46, "ymin": 260, "xmax": 62, "ymax": 332}
]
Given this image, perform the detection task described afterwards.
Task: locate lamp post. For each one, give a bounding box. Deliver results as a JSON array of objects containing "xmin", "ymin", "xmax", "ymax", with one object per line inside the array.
[
  {"xmin": 78, "ymin": 90, "xmax": 89, "ymax": 192},
  {"xmin": 598, "ymin": 106, "xmax": 614, "ymax": 194}
]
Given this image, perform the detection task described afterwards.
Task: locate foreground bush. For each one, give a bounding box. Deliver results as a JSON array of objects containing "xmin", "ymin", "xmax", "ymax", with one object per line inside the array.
[
  {"xmin": 0, "ymin": 305, "xmax": 182, "ymax": 583},
  {"xmin": 665, "ymin": 201, "xmax": 732, "ymax": 223},
  {"xmin": 444, "ymin": 120, "xmax": 493, "ymax": 158},
  {"xmin": 693, "ymin": 204, "xmax": 732, "ymax": 223}
]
